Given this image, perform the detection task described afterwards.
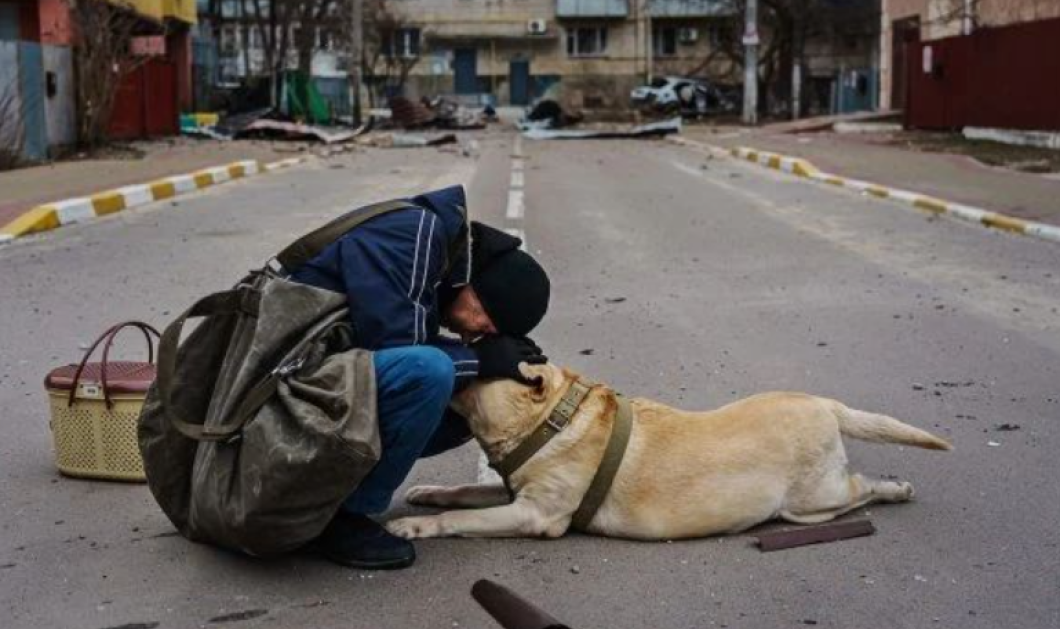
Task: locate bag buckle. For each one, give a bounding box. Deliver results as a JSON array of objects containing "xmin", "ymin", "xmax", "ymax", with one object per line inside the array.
[{"xmin": 273, "ymin": 357, "xmax": 306, "ymax": 377}]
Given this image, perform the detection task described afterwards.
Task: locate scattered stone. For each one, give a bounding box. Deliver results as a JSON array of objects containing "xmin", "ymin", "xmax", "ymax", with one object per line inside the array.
[
  {"xmin": 995, "ymin": 424, "xmax": 1021, "ymax": 432},
  {"xmin": 605, "ymin": 297, "xmax": 627, "ymax": 304},
  {"xmin": 912, "ymin": 383, "xmax": 925, "ymax": 391},
  {"xmin": 570, "ymin": 565, "xmax": 581, "ymax": 574},
  {"xmin": 987, "ymin": 441, "xmax": 1001, "ymax": 447},
  {"xmin": 579, "ymin": 349, "xmax": 594, "ymax": 356}
]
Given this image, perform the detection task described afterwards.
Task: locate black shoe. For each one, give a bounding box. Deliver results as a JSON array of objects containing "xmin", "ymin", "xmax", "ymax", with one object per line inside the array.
[{"xmin": 313, "ymin": 512, "xmax": 416, "ymax": 570}]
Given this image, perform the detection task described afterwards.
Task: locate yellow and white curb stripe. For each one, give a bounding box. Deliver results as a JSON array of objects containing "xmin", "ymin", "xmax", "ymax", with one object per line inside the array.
[
  {"xmin": 729, "ymin": 146, "xmax": 821, "ymax": 178},
  {"xmin": 678, "ymin": 138, "xmax": 1060, "ymax": 245},
  {"xmin": 0, "ymin": 157, "xmax": 305, "ymax": 244}
]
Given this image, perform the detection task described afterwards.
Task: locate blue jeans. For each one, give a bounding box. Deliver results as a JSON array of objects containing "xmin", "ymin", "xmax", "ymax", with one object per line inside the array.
[{"xmin": 342, "ymin": 346, "xmax": 472, "ymax": 515}]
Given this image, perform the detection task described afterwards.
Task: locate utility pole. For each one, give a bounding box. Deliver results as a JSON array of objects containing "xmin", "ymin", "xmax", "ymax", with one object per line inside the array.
[
  {"xmin": 742, "ymin": 0, "xmax": 759, "ymax": 125},
  {"xmin": 349, "ymin": 0, "xmax": 363, "ymax": 126},
  {"xmin": 645, "ymin": 0, "xmax": 654, "ymax": 84}
]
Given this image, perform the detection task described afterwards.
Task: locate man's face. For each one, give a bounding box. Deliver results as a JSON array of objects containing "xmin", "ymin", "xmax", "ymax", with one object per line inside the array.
[{"xmin": 444, "ymin": 286, "xmax": 498, "ymax": 343}]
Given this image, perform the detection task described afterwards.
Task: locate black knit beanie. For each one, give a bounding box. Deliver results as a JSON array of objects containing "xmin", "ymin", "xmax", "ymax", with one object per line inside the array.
[{"xmin": 470, "ymin": 222, "xmax": 551, "ymax": 337}]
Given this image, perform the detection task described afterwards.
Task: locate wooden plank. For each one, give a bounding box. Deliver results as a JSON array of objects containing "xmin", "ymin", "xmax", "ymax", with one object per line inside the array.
[{"xmin": 756, "ymin": 519, "xmax": 875, "ymax": 552}]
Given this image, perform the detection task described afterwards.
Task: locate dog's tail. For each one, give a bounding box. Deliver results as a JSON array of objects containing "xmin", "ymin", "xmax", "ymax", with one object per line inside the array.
[{"xmin": 834, "ymin": 404, "xmax": 953, "ymax": 451}]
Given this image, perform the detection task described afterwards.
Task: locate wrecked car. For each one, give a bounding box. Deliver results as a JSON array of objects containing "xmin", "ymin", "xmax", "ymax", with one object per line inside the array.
[{"xmin": 630, "ymin": 76, "xmax": 737, "ymax": 116}]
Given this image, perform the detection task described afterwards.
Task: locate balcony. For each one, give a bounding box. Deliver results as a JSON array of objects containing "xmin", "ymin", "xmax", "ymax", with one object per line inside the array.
[
  {"xmin": 556, "ymin": 0, "xmax": 629, "ymax": 19},
  {"xmin": 649, "ymin": 0, "xmax": 730, "ymax": 18}
]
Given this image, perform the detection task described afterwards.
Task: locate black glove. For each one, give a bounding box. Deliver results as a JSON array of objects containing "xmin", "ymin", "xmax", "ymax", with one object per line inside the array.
[{"xmin": 472, "ymin": 335, "xmax": 547, "ymax": 384}]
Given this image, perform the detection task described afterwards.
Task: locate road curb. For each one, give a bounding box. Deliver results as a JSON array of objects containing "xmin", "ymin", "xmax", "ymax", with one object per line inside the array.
[
  {"xmin": 0, "ymin": 157, "xmax": 306, "ymax": 244},
  {"xmin": 672, "ymin": 136, "xmax": 1060, "ymax": 245}
]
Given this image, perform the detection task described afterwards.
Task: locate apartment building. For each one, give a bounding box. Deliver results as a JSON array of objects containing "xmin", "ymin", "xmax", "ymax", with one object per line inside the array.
[{"xmin": 390, "ymin": 0, "xmax": 732, "ymax": 108}]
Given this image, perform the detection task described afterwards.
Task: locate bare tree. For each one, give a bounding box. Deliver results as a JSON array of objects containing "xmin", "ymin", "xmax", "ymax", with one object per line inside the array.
[
  {"xmin": 292, "ymin": 0, "xmax": 336, "ymax": 75},
  {"xmin": 66, "ymin": 0, "xmax": 156, "ymax": 148},
  {"xmin": 698, "ymin": 0, "xmax": 876, "ymax": 117},
  {"xmin": 0, "ymin": 79, "xmax": 24, "ymax": 170},
  {"xmin": 347, "ymin": 0, "xmax": 421, "ymax": 105}
]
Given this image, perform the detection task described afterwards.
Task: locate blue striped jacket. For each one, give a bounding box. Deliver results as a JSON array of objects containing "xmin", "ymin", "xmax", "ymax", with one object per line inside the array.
[{"xmin": 289, "ymin": 185, "xmax": 480, "ymax": 388}]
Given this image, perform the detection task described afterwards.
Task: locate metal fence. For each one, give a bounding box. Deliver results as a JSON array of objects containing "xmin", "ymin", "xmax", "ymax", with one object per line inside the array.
[{"xmin": 906, "ymin": 17, "xmax": 1060, "ymax": 131}]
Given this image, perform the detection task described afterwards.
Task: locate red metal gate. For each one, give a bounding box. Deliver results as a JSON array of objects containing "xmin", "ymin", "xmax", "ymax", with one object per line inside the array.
[
  {"xmin": 108, "ymin": 59, "xmax": 178, "ymax": 139},
  {"xmin": 906, "ymin": 17, "xmax": 1060, "ymax": 131}
]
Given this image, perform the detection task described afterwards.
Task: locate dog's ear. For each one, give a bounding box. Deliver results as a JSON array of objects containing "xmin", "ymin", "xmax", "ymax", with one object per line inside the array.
[{"xmin": 518, "ymin": 363, "xmax": 551, "ymax": 402}]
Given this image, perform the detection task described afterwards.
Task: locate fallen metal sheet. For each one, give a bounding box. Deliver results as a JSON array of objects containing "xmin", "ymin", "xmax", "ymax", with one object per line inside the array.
[
  {"xmin": 238, "ymin": 119, "xmax": 359, "ymax": 144},
  {"xmin": 755, "ymin": 519, "xmax": 876, "ymax": 552},
  {"xmin": 390, "ymin": 133, "xmax": 458, "ymax": 148},
  {"xmin": 181, "ymin": 126, "xmax": 231, "ymax": 141},
  {"xmin": 215, "ymin": 107, "xmax": 273, "ymax": 136},
  {"xmin": 522, "ymin": 117, "xmax": 682, "ymax": 140}
]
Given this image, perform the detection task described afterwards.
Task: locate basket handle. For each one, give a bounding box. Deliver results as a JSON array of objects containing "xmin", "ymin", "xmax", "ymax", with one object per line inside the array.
[{"xmin": 67, "ymin": 321, "xmax": 161, "ymax": 409}]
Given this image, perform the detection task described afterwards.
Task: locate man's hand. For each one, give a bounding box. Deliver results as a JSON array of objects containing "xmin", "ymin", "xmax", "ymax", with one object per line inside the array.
[{"xmin": 472, "ymin": 336, "xmax": 547, "ymax": 384}]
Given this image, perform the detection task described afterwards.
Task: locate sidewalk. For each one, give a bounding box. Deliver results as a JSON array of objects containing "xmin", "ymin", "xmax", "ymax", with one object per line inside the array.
[
  {"xmin": 0, "ymin": 138, "xmax": 309, "ymax": 228},
  {"xmin": 685, "ymin": 125, "xmax": 1060, "ymax": 226}
]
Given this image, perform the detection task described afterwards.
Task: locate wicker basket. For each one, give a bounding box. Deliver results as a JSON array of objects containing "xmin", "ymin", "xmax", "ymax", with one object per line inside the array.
[{"xmin": 44, "ymin": 322, "xmax": 159, "ymax": 482}]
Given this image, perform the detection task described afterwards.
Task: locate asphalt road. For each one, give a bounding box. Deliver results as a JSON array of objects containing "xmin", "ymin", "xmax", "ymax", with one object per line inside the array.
[{"xmin": 1, "ymin": 129, "xmax": 1058, "ymax": 629}]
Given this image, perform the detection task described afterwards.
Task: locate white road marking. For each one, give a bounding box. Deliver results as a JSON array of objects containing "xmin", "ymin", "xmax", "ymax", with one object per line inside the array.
[
  {"xmin": 475, "ymin": 134, "xmax": 531, "ymax": 486},
  {"xmin": 506, "ymin": 189, "xmax": 525, "ymax": 219},
  {"xmin": 477, "ymin": 451, "xmax": 503, "ymax": 485},
  {"xmin": 671, "ymin": 161, "xmax": 706, "ymax": 179}
]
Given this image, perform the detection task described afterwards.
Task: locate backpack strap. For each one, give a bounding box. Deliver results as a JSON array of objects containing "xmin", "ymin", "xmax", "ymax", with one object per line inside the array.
[
  {"xmin": 155, "ymin": 286, "xmax": 262, "ymax": 442},
  {"xmin": 275, "ymin": 199, "xmax": 421, "ymax": 272}
]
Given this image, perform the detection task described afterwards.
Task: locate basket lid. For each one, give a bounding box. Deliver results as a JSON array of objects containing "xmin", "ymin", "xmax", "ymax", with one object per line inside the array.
[{"xmin": 45, "ymin": 361, "xmax": 157, "ymax": 394}]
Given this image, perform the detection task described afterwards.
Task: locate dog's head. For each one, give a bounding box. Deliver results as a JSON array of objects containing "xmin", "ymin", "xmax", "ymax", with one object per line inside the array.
[{"xmin": 451, "ymin": 362, "xmax": 573, "ymax": 455}]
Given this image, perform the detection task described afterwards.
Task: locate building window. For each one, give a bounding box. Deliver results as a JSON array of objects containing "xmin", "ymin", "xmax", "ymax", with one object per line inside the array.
[
  {"xmin": 221, "ymin": 26, "xmax": 239, "ymax": 54},
  {"xmin": 653, "ymin": 26, "xmax": 677, "ymax": 57},
  {"xmin": 567, "ymin": 26, "xmax": 608, "ymax": 57},
  {"xmin": 706, "ymin": 23, "xmax": 726, "ymax": 48},
  {"xmin": 384, "ymin": 28, "xmax": 421, "ymax": 59}
]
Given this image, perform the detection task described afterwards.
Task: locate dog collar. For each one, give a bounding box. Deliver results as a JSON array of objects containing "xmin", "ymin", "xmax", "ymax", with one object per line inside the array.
[
  {"xmin": 489, "ymin": 379, "xmax": 635, "ymax": 531},
  {"xmin": 491, "ymin": 380, "xmax": 594, "ymax": 479}
]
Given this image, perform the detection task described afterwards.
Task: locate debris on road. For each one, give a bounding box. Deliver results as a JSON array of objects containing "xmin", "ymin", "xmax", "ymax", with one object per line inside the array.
[
  {"xmin": 471, "ymin": 579, "xmax": 571, "ymax": 629},
  {"xmin": 523, "ymin": 117, "xmax": 682, "ymax": 141},
  {"xmin": 995, "ymin": 423, "xmax": 1021, "ymax": 431},
  {"xmin": 517, "ymin": 99, "xmax": 583, "ymax": 131},
  {"xmin": 987, "ymin": 441, "xmax": 1002, "ymax": 447},
  {"xmin": 389, "ymin": 96, "xmax": 436, "ymax": 129},
  {"xmin": 755, "ymin": 519, "xmax": 876, "ymax": 552},
  {"xmin": 239, "ymin": 119, "xmax": 361, "ymax": 144},
  {"xmin": 369, "ymin": 133, "xmax": 459, "ymax": 149},
  {"xmin": 388, "ymin": 96, "xmax": 490, "ymax": 131}
]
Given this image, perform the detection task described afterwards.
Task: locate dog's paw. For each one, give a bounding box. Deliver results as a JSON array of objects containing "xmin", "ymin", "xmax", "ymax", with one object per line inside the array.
[
  {"xmin": 386, "ymin": 516, "xmax": 441, "ymax": 539},
  {"xmin": 405, "ymin": 485, "xmax": 447, "ymax": 506}
]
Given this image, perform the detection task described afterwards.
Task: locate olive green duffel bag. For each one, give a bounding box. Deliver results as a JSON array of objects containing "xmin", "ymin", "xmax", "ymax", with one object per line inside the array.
[{"xmin": 137, "ymin": 200, "xmax": 417, "ymax": 556}]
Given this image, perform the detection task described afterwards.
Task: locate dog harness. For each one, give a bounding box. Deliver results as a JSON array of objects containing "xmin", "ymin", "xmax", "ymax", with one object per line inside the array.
[{"xmin": 489, "ymin": 380, "xmax": 634, "ymax": 530}]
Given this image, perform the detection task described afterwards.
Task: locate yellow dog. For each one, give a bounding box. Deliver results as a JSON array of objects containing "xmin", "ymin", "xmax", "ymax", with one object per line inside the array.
[{"xmin": 387, "ymin": 363, "xmax": 951, "ymax": 541}]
